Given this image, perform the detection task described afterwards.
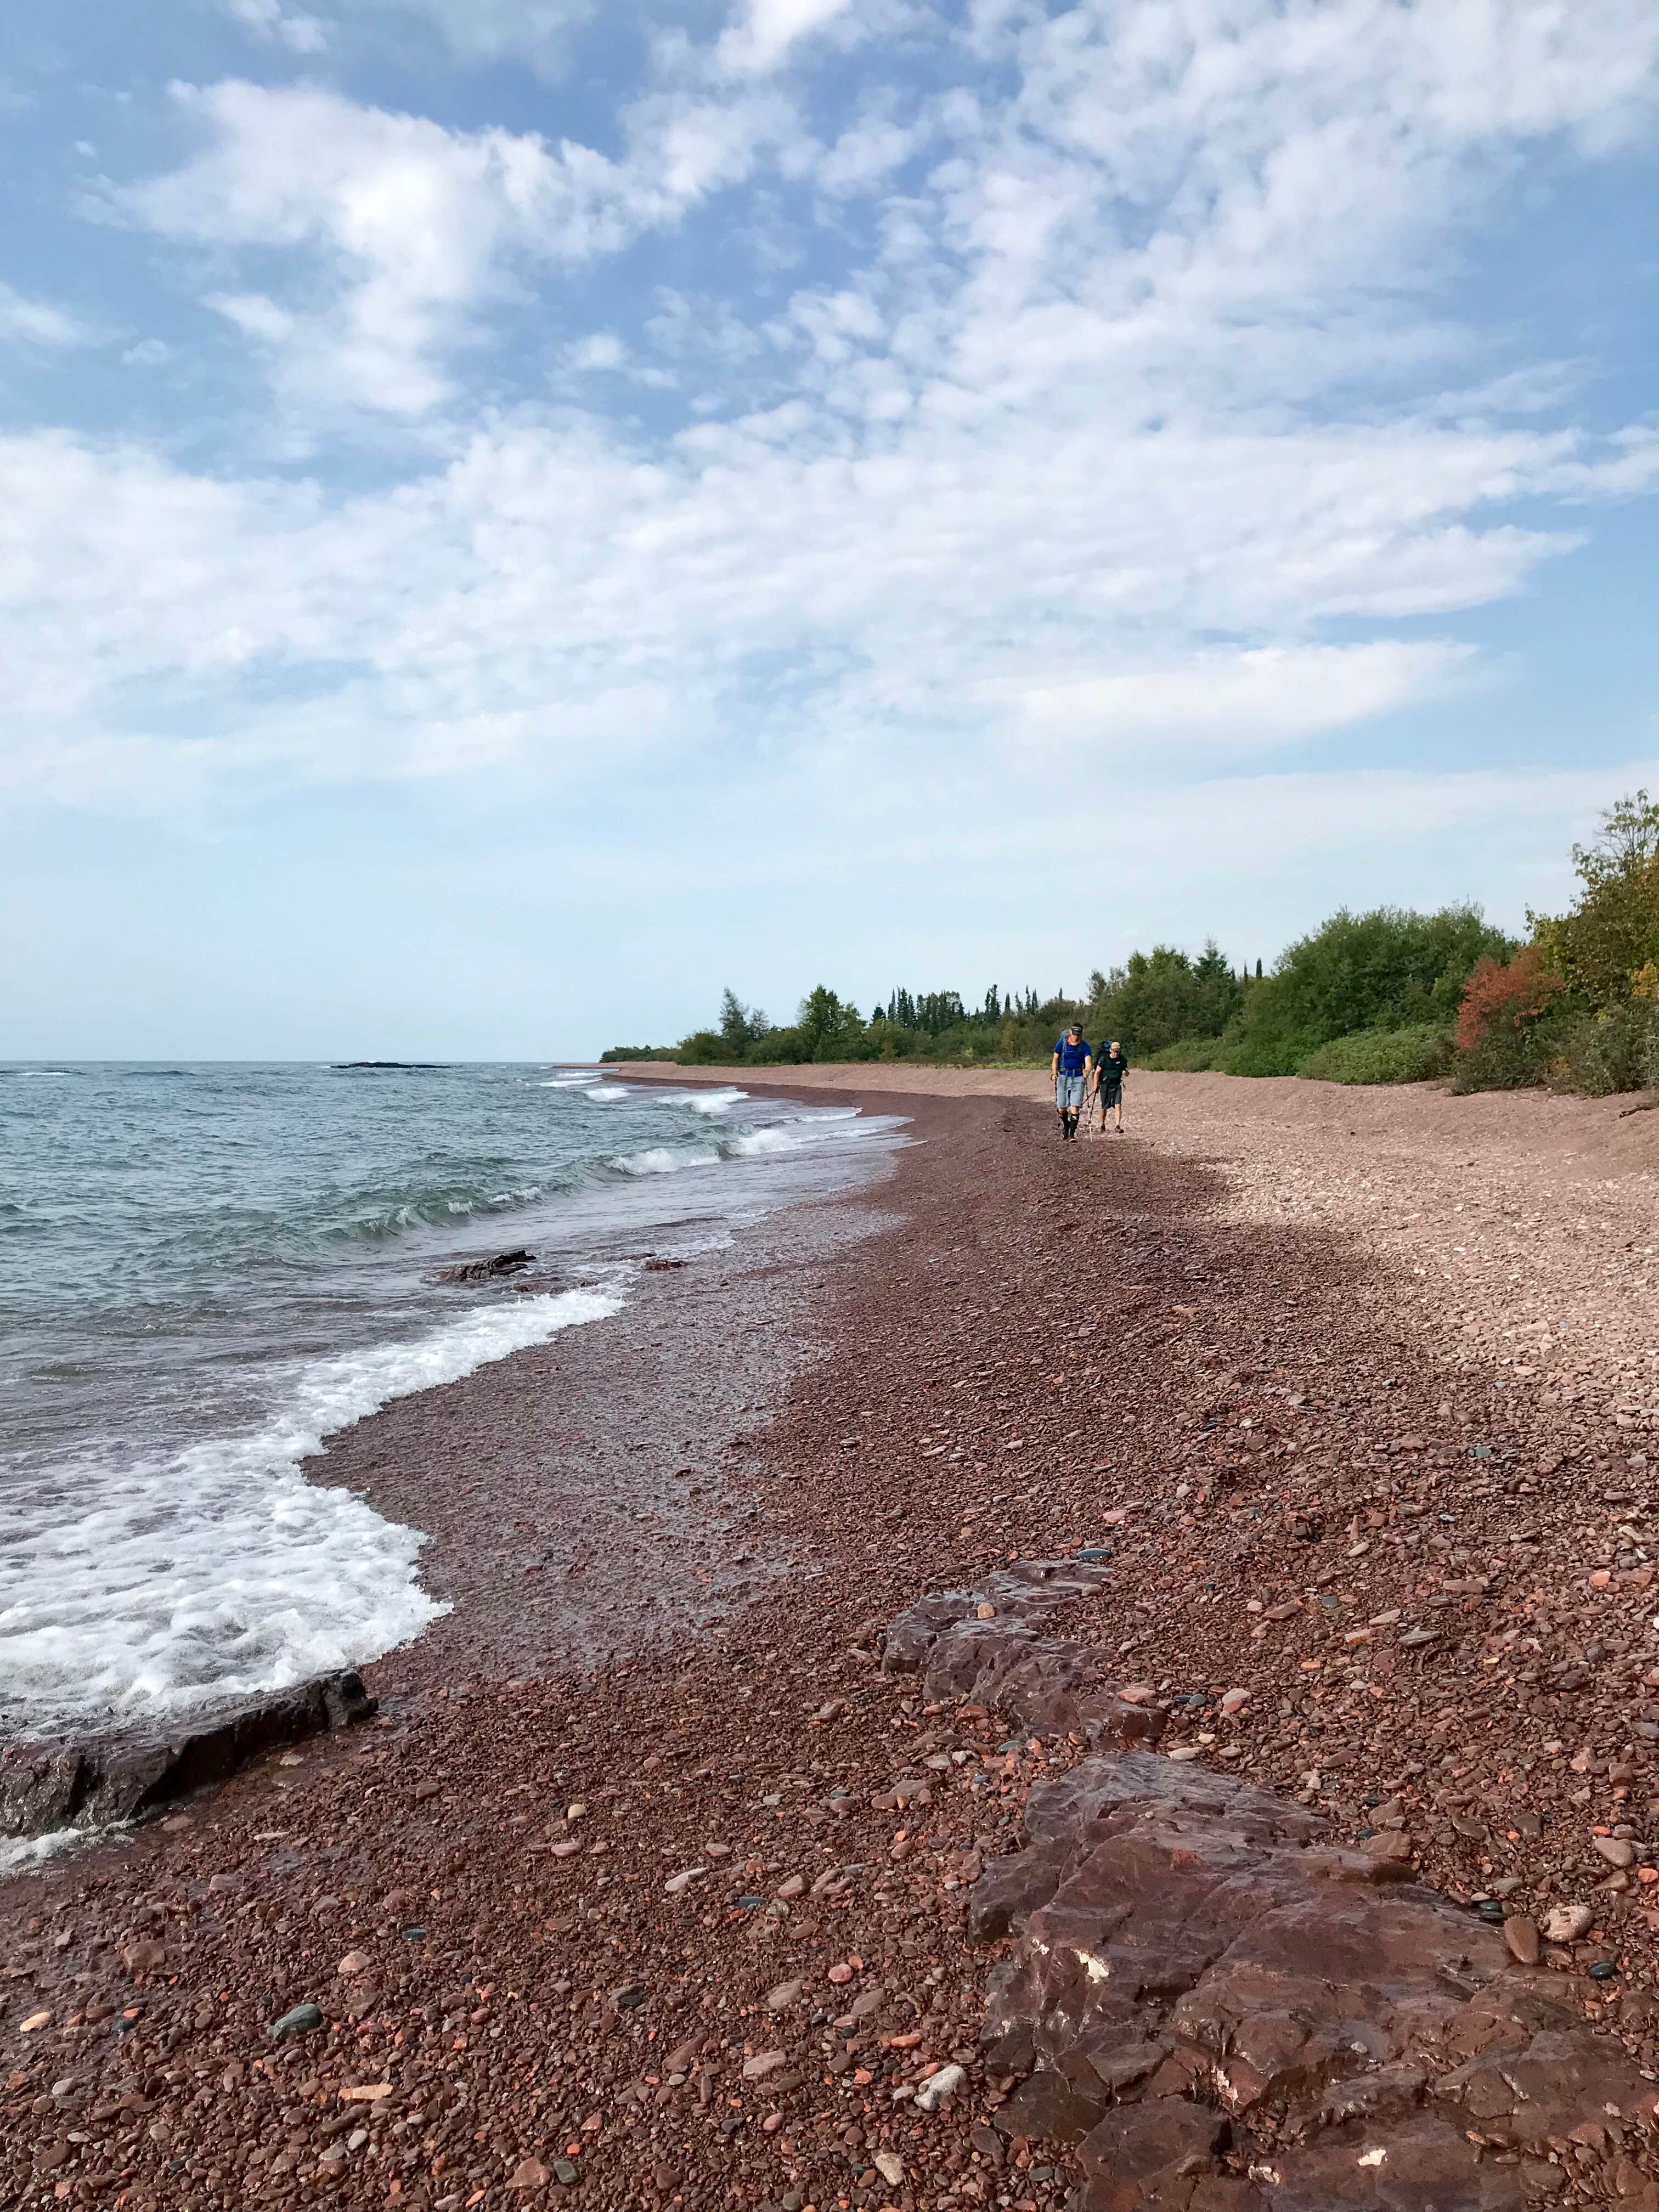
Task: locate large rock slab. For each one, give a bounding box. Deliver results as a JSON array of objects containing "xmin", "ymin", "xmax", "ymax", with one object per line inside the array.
[
  {"xmin": 884, "ymin": 1565, "xmax": 1659, "ymax": 2207},
  {"xmin": 969, "ymin": 1748, "xmax": 1659, "ymax": 2204},
  {"xmin": 0, "ymin": 1671, "xmax": 376, "ymax": 1839}
]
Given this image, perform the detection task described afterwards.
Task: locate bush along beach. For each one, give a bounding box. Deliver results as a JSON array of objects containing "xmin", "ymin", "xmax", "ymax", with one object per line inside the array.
[{"xmin": 608, "ymin": 795, "xmax": 1659, "ymax": 1099}]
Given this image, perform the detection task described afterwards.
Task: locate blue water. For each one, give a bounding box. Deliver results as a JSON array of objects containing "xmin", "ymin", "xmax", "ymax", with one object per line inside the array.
[{"xmin": 0, "ymin": 1064, "xmax": 903, "ymax": 1740}]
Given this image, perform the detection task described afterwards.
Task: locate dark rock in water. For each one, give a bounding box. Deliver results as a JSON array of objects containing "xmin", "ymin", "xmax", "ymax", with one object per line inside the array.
[
  {"xmin": 268, "ymin": 2002, "xmax": 324, "ymax": 2042},
  {"xmin": 435, "ymin": 1249, "xmax": 535, "ymax": 1284},
  {"xmin": 0, "ymin": 1671, "xmax": 377, "ymax": 1840}
]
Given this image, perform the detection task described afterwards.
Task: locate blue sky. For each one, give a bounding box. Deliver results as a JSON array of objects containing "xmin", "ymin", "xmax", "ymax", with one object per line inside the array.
[{"xmin": 3, "ymin": 0, "xmax": 1658, "ymax": 1057}]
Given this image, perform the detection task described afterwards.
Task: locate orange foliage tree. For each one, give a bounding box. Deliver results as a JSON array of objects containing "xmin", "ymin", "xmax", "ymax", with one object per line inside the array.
[{"xmin": 1455, "ymin": 944, "xmax": 1563, "ymax": 1053}]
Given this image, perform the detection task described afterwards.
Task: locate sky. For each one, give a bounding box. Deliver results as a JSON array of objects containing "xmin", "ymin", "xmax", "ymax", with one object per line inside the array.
[{"xmin": 2, "ymin": 0, "xmax": 1658, "ymax": 1058}]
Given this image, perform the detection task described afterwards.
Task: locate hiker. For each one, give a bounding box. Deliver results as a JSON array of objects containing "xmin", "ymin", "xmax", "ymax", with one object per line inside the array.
[
  {"xmin": 1051, "ymin": 1022, "xmax": 1092, "ymax": 1141},
  {"xmin": 1096, "ymin": 1037, "xmax": 1129, "ymax": 1133}
]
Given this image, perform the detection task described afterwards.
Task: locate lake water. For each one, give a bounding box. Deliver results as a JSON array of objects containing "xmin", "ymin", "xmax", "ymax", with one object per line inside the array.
[{"xmin": 0, "ymin": 1063, "xmax": 904, "ymax": 1741}]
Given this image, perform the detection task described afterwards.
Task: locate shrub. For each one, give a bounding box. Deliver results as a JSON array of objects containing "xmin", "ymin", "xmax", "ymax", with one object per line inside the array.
[
  {"xmin": 746, "ymin": 1025, "xmax": 808, "ymax": 1063},
  {"xmin": 1296, "ymin": 1024, "xmax": 1455, "ymax": 1086},
  {"xmin": 1547, "ymin": 1002, "xmax": 1659, "ymax": 1097},
  {"xmin": 675, "ymin": 1030, "xmax": 728, "ymax": 1065},
  {"xmin": 1448, "ymin": 946, "xmax": 1564, "ymax": 1091},
  {"xmin": 1211, "ymin": 1031, "xmax": 1322, "ymax": 1077},
  {"xmin": 1228, "ymin": 904, "xmax": 1513, "ymax": 1068},
  {"xmin": 1145, "ymin": 1037, "xmax": 1222, "ymax": 1071},
  {"xmin": 1455, "ymin": 944, "xmax": 1561, "ymax": 1052}
]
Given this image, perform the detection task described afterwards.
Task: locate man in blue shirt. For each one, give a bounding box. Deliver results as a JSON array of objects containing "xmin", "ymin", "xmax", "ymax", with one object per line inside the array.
[{"xmin": 1051, "ymin": 1022, "xmax": 1092, "ymax": 1141}]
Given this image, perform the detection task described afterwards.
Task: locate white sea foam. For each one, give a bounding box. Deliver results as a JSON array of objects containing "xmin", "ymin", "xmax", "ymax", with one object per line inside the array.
[
  {"xmin": 585, "ymin": 1084, "xmax": 631, "ymax": 1101},
  {"xmin": 611, "ymin": 1144, "xmax": 721, "ymax": 1176},
  {"xmin": 731, "ymin": 1126, "xmax": 804, "ymax": 1156},
  {"xmin": 0, "ymin": 1824, "xmax": 123, "ymax": 1880},
  {"xmin": 0, "ymin": 1284, "xmax": 622, "ymax": 1736},
  {"xmin": 685, "ymin": 1087, "xmax": 748, "ymax": 1115}
]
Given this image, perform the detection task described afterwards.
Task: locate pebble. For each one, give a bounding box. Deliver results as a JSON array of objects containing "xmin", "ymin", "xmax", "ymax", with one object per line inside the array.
[
  {"xmin": 1544, "ymin": 1904, "xmax": 1596, "ymax": 1944},
  {"xmin": 509, "ymin": 2157, "xmax": 549, "ymax": 2190},
  {"xmin": 1504, "ymin": 1917, "xmax": 1542, "ymax": 1966},
  {"xmin": 742, "ymin": 2050, "xmax": 786, "ymax": 2080},
  {"xmin": 914, "ymin": 2064, "xmax": 967, "ymax": 2112},
  {"xmin": 1594, "ymin": 1837, "xmax": 1636, "ymax": 1869},
  {"xmin": 1363, "ymin": 1831, "xmax": 1413, "ymax": 1862},
  {"xmin": 267, "ymin": 2002, "xmax": 324, "ymax": 2042}
]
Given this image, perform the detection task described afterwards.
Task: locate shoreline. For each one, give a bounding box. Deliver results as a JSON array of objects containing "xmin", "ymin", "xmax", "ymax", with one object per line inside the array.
[
  {"xmin": 1, "ymin": 1076, "xmax": 920, "ymax": 1802},
  {"xmin": 9, "ymin": 1074, "xmax": 1659, "ymax": 2209}
]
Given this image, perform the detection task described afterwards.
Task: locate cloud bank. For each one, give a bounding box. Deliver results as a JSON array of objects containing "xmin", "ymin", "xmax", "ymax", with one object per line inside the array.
[{"xmin": 3, "ymin": 0, "xmax": 1659, "ymax": 1045}]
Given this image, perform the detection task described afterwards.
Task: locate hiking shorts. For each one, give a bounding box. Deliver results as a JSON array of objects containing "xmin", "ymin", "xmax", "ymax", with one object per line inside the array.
[
  {"xmin": 1099, "ymin": 1079, "xmax": 1123, "ymax": 1107},
  {"xmin": 1056, "ymin": 1074, "xmax": 1087, "ymax": 1109}
]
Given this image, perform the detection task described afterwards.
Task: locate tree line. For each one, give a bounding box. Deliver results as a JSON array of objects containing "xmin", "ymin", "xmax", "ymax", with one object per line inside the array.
[{"xmin": 602, "ymin": 794, "xmax": 1659, "ymax": 1096}]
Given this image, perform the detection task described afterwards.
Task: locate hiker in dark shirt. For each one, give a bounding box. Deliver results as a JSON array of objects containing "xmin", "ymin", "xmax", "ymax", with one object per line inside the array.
[
  {"xmin": 1095, "ymin": 1039, "xmax": 1128, "ymax": 1133},
  {"xmin": 1050, "ymin": 1023, "xmax": 1092, "ymax": 1142}
]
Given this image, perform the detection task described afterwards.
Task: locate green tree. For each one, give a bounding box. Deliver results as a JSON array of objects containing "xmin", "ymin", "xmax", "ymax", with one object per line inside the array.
[
  {"xmin": 797, "ymin": 985, "xmax": 867, "ymax": 1061},
  {"xmin": 1532, "ymin": 791, "xmax": 1659, "ymax": 1008},
  {"xmin": 718, "ymin": 989, "xmax": 769, "ymax": 1056},
  {"xmin": 1221, "ymin": 905, "xmax": 1513, "ymax": 1074},
  {"xmin": 1087, "ymin": 942, "xmax": 1244, "ymax": 1055}
]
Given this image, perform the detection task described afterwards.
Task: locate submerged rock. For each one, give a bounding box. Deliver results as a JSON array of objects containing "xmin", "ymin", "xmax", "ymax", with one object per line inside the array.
[{"xmin": 434, "ymin": 1248, "xmax": 535, "ymax": 1284}]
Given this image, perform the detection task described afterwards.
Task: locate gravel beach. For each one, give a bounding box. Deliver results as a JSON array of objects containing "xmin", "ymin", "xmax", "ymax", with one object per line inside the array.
[{"xmin": 8, "ymin": 1065, "xmax": 1659, "ymax": 2211}]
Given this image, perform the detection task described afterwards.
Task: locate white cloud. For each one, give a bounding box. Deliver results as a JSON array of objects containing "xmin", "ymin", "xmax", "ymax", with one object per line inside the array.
[
  {"xmin": 1008, "ymin": 642, "xmax": 1479, "ymax": 755},
  {"xmin": 0, "ymin": 284, "xmax": 86, "ymax": 349},
  {"xmin": 123, "ymin": 77, "xmax": 792, "ymax": 415},
  {"xmin": 562, "ymin": 331, "xmax": 626, "ymax": 371},
  {"xmin": 10, "ymin": 0, "xmax": 1658, "ymax": 855},
  {"xmin": 390, "ymin": 0, "xmax": 591, "ymax": 64},
  {"xmin": 0, "ymin": 398, "xmax": 1624, "ymax": 813},
  {"xmin": 719, "ymin": 0, "xmax": 860, "ymax": 75},
  {"xmin": 223, "ymin": 0, "xmax": 330, "ymax": 53}
]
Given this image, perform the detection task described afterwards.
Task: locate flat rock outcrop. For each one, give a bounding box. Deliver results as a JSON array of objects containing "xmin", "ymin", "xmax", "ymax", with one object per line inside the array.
[
  {"xmin": 0, "ymin": 1671, "xmax": 376, "ymax": 1839},
  {"xmin": 887, "ymin": 1566, "xmax": 1659, "ymax": 2208},
  {"xmin": 884, "ymin": 1560, "xmax": 1167, "ymax": 1749}
]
